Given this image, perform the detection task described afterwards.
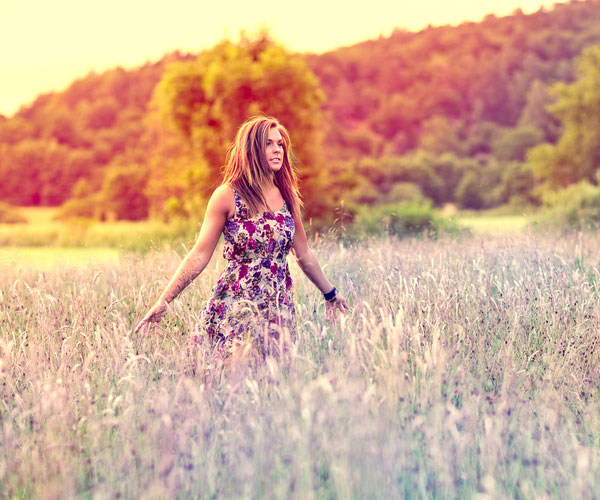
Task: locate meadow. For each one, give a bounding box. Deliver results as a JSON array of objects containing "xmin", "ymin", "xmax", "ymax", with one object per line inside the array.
[{"xmin": 1, "ymin": 230, "xmax": 600, "ymax": 498}]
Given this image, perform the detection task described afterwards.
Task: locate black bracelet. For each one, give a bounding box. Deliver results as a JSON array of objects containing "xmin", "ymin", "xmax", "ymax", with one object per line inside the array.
[{"xmin": 324, "ymin": 287, "xmax": 337, "ymax": 301}]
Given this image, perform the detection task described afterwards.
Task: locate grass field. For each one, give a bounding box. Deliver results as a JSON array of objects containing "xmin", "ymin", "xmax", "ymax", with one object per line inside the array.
[{"xmin": 1, "ymin": 232, "xmax": 599, "ymax": 498}]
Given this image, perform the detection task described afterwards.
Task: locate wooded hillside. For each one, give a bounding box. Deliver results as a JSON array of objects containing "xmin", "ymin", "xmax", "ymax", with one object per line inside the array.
[{"xmin": 1, "ymin": 0, "xmax": 600, "ymax": 221}]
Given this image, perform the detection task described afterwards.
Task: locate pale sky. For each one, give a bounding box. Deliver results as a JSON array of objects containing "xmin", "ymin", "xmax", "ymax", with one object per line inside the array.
[{"xmin": 1, "ymin": 0, "xmax": 568, "ymax": 117}]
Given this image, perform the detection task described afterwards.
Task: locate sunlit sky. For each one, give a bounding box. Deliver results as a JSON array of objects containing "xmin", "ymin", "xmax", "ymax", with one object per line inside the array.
[{"xmin": 1, "ymin": 0, "xmax": 568, "ymax": 117}]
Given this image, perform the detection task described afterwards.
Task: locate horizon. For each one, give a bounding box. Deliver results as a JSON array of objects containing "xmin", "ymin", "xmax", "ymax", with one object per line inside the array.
[{"xmin": 1, "ymin": 0, "xmax": 568, "ymax": 117}]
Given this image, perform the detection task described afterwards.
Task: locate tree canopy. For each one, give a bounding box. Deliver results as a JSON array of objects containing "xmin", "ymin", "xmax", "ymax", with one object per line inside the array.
[
  {"xmin": 152, "ymin": 32, "xmax": 324, "ymax": 202},
  {"xmin": 527, "ymin": 45, "xmax": 600, "ymax": 188},
  {"xmin": 2, "ymin": 1, "xmax": 600, "ymax": 220}
]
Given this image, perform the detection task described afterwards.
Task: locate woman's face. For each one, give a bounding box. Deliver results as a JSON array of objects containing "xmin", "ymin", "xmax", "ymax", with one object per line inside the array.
[{"xmin": 265, "ymin": 127, "xmax": 284, "ymax": 172}]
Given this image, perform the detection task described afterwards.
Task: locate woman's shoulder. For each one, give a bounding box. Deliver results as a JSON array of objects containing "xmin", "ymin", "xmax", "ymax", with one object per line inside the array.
[
  {"xmin": 209, "ymin": 184, "xmax": 236, "ymax": 218},
  {"xmin": 212, "ymin": 183, "xmax": 235, "ymax": 199}
]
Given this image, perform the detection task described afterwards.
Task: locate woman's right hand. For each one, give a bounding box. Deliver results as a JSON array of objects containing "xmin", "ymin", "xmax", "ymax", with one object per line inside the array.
[{"xmin": 134, "ymin": 302, "xmax": 168, "ymax": 335}]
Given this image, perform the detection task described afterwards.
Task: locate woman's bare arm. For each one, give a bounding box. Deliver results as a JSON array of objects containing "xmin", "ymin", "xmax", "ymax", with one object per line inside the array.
[
  {"xmin": 291, "ymin": 208, "xmax": 349, "ymax": 322},
  {"xmin": 134, "ymin": 185, "xmax": 234, "ymax": 334}
]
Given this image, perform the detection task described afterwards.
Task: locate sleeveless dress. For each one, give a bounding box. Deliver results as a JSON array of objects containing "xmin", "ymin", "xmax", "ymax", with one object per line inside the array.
[{"xmin": 197, "ymin": 190, "xmax": 296, "ymax": 352}]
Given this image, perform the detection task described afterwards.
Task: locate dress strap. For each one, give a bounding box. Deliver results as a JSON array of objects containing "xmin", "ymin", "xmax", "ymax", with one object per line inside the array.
[{"xmin": 231, "ymin": 189, "xmax": 248, "ymax": 219}]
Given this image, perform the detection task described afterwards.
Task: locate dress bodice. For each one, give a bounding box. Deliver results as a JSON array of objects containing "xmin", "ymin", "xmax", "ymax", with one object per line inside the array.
[{"xmin": 222, "ymin": 190, "xmax": 295, "ymax": 263}]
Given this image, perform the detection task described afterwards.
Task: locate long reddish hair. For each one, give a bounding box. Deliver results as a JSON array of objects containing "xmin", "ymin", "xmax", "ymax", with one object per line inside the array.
[{"xmin": 222, "ymin": 116, "xmax": 303, "ymax": 217}]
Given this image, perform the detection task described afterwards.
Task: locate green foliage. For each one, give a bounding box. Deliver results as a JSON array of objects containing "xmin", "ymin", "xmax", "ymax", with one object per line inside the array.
[
  {"xmin": 349, "ymin": 201, "xmax": 456, "ymax": 238},
  {"xmin": 492, "ymin": 125, "xmax": 545, "ymax": 162},
  {"xmin": 327, "ymin": 152, "xmax": 522, "ymax": 213},
  {"xmin": 538, "ymin": 179, "xmax": 600, "ymax": 228},
  {"xmin": 465, "ymin": 121, "xmax": 505, "ymax": 157},
  {"xmin": 153, "ymin": 31, "xmax": 325, "ymax": 204},
  {"xmin": 58, "ymin": 165, "xmax": 149, "ymax": 221},
  {"xmin": 493, "ymin": 161, "xmax": 538, "ymax": 207},
  {"xmin": 454, "ymin": 170, "xmax": 487, "ymax": 210},
  {"xmin": 384, "ymin": 182, "xmax": 428, "ymax": 204},
  {"xmin": 418, "ymin": 116, "xmax": 466, "ymax": 156},
  {"xmin": 0, "ymin": 202, "xmax": 27, "ymax": 224},
  {"xmin": 57, "ymin": 196, "xmax": 100, "ymax": 220},
  {"xmin": 0, "ymin": 139, "xmax": 93, "ymax": 205},
  {"xmin": 518, "ymin": 79, "xmax": 561, "ymax": 142},
  {"xmin": 310, "ymin": 1, "xmax": 600, "ymax": 160},
  {"xmin": 453, "ymin": 156, "xmax": 539, "ymax": 211},
  {"xmin": 528, "ymin": 45, "xmax": 600, "ymax": 188},
  {"xmin": 3, "ymin": 3, "xmax": 600, "ymax": 215},
  {"xmin": 99, "ymin": 165, "xmax": 149, "ymax": 221}
]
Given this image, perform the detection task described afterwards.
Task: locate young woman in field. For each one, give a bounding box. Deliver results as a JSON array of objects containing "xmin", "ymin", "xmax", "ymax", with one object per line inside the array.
[{"xmin": 134, "ymin": 116, "xmax": 348, "ymax": 354}]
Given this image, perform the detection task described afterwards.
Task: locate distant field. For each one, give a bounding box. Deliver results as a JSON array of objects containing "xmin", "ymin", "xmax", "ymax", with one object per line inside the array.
[
  {"xmin": 0, "ymin": 207, "xmax": 198, "ymax": 251},
  {"xmin": 17, "ymin": 206, "xmax": 60, "ymax": 224},
  {"xmin": 0, "ymin": 246, "xmax": 121, "ymax": 269},
  {"xmin": 456, "ymin": 214, "xmax": 530, "ymax": 235}
]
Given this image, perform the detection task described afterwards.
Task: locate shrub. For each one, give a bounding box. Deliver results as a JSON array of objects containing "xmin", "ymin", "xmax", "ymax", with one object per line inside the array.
[
  {"xmin": 537, "ymin": 179, "xmax": 600, "ymax": 228},
  {"xmin": 55, "ymin": 195, "xmax": 100, "ymax": 220},
  {"xmin": 383, "ymin": 182, "xmax": 427, "ymax": 204},
  {"xmin": 56, "ymin": 165, "xmax": 149, "ymax": 221},
  {"xmin": 349, "ymin": 200, "xmax": 458, "ymax": 238}
]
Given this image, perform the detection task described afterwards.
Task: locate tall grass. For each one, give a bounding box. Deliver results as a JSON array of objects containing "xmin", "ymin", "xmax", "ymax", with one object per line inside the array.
[{"xmin": 1, "ymin": 233, "xmax": 599, "ymax": 498}]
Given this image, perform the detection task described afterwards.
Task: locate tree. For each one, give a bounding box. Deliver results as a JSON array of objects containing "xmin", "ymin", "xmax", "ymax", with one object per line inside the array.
[
  {"xmin": 527, "ymin": 45, "xmax": 600, "ymax": 188},
  {"xmin": 418, "ymin": 116, "xmax": 465, "ymax": 156},
  {"xmin": 99, "ymin": 165, "xmax": 149, "ymax": 220},
  {"xmin": 492, "ymin": 125, "xmax": 544, "ymax": 162},
  {"xmin": 152, "ymin": 31, "xmax": 325, "ymax": 205},
  {"xmin": 0, "ymin": 139, "xmax": 92, "ymax": 205},
  {"xmin": 518, "ymin": 79, "xmax": 561, "ymax": 141}
]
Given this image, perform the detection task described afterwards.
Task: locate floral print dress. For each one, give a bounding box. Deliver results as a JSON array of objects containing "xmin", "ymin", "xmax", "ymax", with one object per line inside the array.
[{"xmin": 197, "ymin": 190, "xmax": 296, "ymax": 350}]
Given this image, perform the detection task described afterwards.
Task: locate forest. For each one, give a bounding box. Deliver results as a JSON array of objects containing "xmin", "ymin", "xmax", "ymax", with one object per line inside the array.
[{"xmin": 1, "ymin": 0, "xmax": 600, "ymax": 227}]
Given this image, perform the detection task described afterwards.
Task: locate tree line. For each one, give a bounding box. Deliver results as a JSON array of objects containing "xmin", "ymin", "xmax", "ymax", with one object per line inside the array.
[{"xmin": 1, "ymin": 0, "xmax": 600, "ymax": 223}]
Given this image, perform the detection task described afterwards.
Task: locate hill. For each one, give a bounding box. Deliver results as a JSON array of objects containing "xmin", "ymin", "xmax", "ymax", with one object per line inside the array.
[{"xmin": 1, "ymin": 0, "xmax": 600, "ymax": 216}]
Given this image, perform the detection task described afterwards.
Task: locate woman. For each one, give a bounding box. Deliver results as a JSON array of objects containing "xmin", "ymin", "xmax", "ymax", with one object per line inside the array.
[{"xmin": 134, "ymin": 116, "xmax": 348, "ymax": 354}]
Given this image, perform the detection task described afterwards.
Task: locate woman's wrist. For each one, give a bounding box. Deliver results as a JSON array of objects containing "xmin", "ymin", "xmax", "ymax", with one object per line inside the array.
[{"xmin": 323, "ymin": 287, "xmax": 337, "ymax": 301}]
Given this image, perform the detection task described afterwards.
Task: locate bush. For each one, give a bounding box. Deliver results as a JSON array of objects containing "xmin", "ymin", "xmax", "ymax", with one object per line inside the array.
[
  {"xmin": 383, "ymin": 182, "xmax": 428, "ymax": 204},
  {"xmin": 537, "ymin": 180, "xmax": 600, "ymax": 228},
  {"xmin": 56, "ymin": 165, "xmax": 150, "ymax": 221},
  {"xmin": 0, "ymin": 202, "xmax": 27, "ymax": 224},
  {"xmin": 349, "ymin": 200, "xmax": 458, "ymax": 238},
  {"xmin": 55, "ymin": 196, "xmax": 101, "ymax": 220},
  {"xmin": 492, "ymin": 125, "xmax": 545, "ymax": 162}
]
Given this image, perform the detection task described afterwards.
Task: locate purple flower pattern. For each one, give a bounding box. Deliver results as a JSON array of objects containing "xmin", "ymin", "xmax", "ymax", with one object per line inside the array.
[{"xmin": 197, "ymin": 190, "xmax": 296, "ymax": 348}]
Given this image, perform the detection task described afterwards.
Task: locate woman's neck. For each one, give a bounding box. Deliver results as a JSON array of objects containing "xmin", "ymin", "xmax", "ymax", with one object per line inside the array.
[{"xmin": 263, "ymin": 176, "xmax": 276, "ymax": 191}]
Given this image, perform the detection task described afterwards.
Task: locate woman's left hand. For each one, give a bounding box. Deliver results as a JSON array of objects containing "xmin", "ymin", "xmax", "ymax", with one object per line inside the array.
[{"xmin": 325, "ymin": 293, "xmax": 349, "ymax": 324}]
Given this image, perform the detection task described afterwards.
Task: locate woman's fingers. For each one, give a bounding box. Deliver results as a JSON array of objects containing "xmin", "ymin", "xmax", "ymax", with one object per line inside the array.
[
  {"xmin": 133, "ymin": 303, "xmax": 168, "ymax": 335},
  {"xmin": 134, "ymin": 310, "xmax": 160, "ymax": 335},
  {"xmin": 137, "ymin": 317, "xmax": 159, "ymax": 337},
  {"xmin": 324, "ymin": 293, "xmax": 350, "ymax": 324},
  {"xmin": 326, "ymin": 307, "xmax": 337, "ymax": 324},
  {"xmin": 325, "ymin": 301, "xmax": 339, "ymax": 324},
  {"xmin": 135, "ymin": 311, "xmax": 152, "ymax": 331},
  {"xmin": 334, "ymin": 295, "xmax": 349, "ymax": 312}
]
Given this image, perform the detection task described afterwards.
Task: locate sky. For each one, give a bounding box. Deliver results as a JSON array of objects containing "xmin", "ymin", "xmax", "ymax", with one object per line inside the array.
[{"xmin": 1, "ymin": 0, "xmax": 569, "ymax": 117}]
